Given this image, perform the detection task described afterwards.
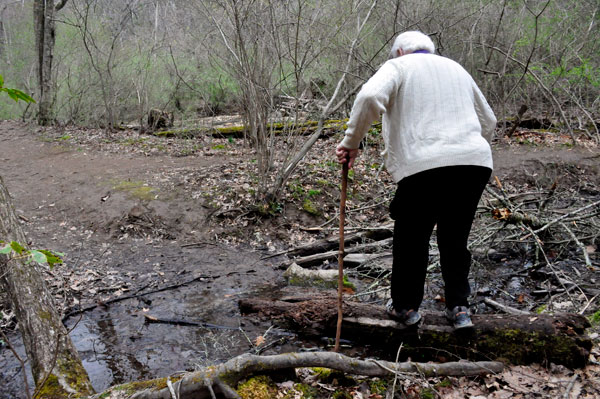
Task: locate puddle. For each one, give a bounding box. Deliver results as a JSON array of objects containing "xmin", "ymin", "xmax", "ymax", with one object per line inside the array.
[
  {"xmin": 0, "ymin": 243, "xmax": 295, "ymax": 398},
  {"xmin": 1, "ymin": 284, "xmax": 291, "ymax": 398}
]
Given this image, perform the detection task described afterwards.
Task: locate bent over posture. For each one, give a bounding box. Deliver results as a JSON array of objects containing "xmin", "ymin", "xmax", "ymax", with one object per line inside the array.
[{"xmin": 336, "ymin": 31, "xmax": 496, "ymax": 329}]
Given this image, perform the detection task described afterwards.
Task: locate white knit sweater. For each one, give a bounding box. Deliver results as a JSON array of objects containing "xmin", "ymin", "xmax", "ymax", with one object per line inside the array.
[{"xmin": 340, "ymin": 53, "xmax": 496, "ymax": 183}]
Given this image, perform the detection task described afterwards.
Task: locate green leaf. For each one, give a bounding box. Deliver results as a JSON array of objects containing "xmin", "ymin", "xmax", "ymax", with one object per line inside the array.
[
  {"xmin": 14, "ymin": 89, "xmax": 35, "ymax": 103},
  {"xmin": 0, "ymin": 244, "xmax": 11, "ymax": 254},
  {"xmin": 29, "ymin": 250, "xmax": 48, "ymax": 265},
  {"xmin": 0, "ymin": 74, "xmax": 4, "ymax": 87},
  {"xmin": 39, "ymin": 250, "xmax": 63, "ymax": 268},
  {"xmin": 6, "ymin": 89, "xmax": 18, "ymax": 102},
  {"xmin": 10, "ymin": 241, "xmax": 25, "ymax": 255},
  {"xmin": 0, "ymin": 81, "xmax": 35, "ymax": 103}
]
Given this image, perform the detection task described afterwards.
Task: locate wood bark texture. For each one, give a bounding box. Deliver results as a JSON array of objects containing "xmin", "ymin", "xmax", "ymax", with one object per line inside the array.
[
  {"xmin": 239, "ymin": 288, "xmax": 592, "ymax": 368},
  {"xmin": 0, "ymin": 176, "xmax": 94, "ymax": 397}
]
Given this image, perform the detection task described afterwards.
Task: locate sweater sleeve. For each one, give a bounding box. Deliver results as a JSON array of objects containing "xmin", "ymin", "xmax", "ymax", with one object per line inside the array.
[
  {"xmin": 340, "ymin": 62, "xmax": 400, "ymax": 149},
  {"xmin": 472, "ymin": 81, "xmax": 497, "ymax": 142}
]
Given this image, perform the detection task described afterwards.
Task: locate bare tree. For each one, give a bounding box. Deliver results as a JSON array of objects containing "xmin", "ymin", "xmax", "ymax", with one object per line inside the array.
[
  {"xmin": 198, "ymin": 0, "xmax": 384, "ymax": 205},
  {"xmin": 33, "ymin": 0, "xmax": 56, "ymax": 125}
]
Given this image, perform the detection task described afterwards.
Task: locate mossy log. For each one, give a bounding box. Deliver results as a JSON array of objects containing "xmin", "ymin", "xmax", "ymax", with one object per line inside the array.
[
  {"xmin": 0, "ymin": 176, "xmax": 94, "ymax": 397},
  {"xmin": 93, "ymin": 351, "xmax": 503, "ymax": 399},
  {"xmin": 152, "ymin": 119, "xmax": 347, "ymax": 139},
  {"xmin": 239, "ymin": 289, "xmax": 592, "ymax": 368}
]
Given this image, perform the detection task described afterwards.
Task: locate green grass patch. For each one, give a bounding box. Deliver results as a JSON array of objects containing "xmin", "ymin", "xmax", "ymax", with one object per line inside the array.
[
  {"xmin": 302, "ymin": 198, "xmax": 319, "ymax": 215},
  {"xmin": 588, "ymin": 310, "xmax": 600, "ymax": 326},
  {"xmin": 111, "ymin": 180, "xmax": 157, "ymax": 201}
]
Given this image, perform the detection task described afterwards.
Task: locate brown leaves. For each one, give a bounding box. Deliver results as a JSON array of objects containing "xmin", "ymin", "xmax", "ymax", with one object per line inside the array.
[
  {"xmin": 254, "ymin": 335, "xmax": 266, "ymax": 347},
  {"xmin": 492, "ymin": 208, "xmax": 512, "ymax": 220}
]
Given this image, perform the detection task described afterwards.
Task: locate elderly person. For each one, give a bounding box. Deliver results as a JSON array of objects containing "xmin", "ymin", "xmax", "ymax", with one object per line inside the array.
[{"xmin": 336, "ymin": 31, "xmax": 496, "ymax": 329}]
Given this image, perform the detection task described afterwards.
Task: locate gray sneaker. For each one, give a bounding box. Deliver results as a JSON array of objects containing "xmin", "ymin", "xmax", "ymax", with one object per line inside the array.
[
  {"xmin": 446, "ymin": 306, "xmax": 474, "ymax": 329},
  {"xmin": 386, "ymin": 299, "xmax": 421, "ymax": 326}
]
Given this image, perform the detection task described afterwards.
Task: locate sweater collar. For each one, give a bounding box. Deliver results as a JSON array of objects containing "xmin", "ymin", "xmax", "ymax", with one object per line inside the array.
[{"xmin": 412, "ymin": 50, "xmax": 431, "ymax": 54}]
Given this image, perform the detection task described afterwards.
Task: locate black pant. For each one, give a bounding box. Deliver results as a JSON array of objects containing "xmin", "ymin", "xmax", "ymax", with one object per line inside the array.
[{"xmin": 389, "ymin": 165, "xmax": 491, "ymax": 311}]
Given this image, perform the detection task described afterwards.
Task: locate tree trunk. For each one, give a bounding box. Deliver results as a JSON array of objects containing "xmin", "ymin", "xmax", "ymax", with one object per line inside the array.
[
  {"xmin": 33, "ymin": 0, "xmax": 55, "ymax": 125},
  {"xmin": 0, "ymin": 176, "xmax": 94, "ymax": 397},
  {"xmin": 239, "ymin": 288, "xmax": 592, "ymax": 368},
  {"xmin": 0, "ymin": 16, "xmax": 5, "ymax": 61}
]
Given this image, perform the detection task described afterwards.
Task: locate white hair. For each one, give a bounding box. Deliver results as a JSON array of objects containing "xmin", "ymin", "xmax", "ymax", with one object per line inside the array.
[{"xmin": 390, "ymin": 31, "xmax": 435, "ymax": 58}]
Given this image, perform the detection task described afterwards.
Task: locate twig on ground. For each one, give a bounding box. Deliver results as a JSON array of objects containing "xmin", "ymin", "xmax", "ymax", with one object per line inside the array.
[
  {"xmin": 579, "ymin": 294, "xmax": 598, "ymax": 315},
  {"xmin": 484, "ymin": 298, "xmax": 531, "ymax": 315},
  {"xmin": 390, "ymin": 343, "xmax": 403, "ymax": 399},
  {"xmin": 62, "ymin": 274, "xmax": 214, "ymax": 321},
  {"xmin": 562, "ymin": 373, "xmax": 579, "ymax": 399},
  {"xmin": 560, "ymin": 221, "xmax": 593, "ymax": 268}
]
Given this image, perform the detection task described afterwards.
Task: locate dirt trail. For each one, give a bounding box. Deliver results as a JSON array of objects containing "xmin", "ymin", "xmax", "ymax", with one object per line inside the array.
[{"xmin": 1, "ymin": 122, "xmax": 212, "ymax": 241}]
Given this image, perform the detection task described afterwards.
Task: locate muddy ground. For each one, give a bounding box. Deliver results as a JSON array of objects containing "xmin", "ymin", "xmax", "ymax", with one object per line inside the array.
[{"xmin": 0, "ymin": 119, "xmax": 599, "ymax": 398}]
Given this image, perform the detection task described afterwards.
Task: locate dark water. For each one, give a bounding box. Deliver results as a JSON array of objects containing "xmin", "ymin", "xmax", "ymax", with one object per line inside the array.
[
  {"xmin": 1, "ymin": 282, "xmax": 293, "ymax": 397},
  {"xmin": 0, "ymin": 243, "xmax": 293, "ymax": 398}
]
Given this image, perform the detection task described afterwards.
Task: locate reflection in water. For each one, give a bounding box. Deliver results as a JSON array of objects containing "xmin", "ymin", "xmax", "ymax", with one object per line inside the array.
[
  {"xmin": 64, "ymin": 284, "xmax": 272, "ymax": 391},
  {"xmin": 96, "ymin": 314, "xmax": 151, "ymax": 384},
  {"xmin": 69, "ymin": 311, "xmax": 151, "ymax": 391},
  {"xmin": 2, "ymin": 281, "xmax": 285, "ymax": 395}
]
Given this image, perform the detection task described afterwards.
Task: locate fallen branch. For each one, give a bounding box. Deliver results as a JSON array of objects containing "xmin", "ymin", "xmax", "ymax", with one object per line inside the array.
[
  {"xmin": 283, "ymin": 263, "xmax": 340, "ymax": 288},
  {"xmin": 560, "ymin": 221, "xmax": 593, "ymax": 268},
  {"xmin": 483, "ymin": 298, "xmax": 531, "ymax": 315},
  {"xmin": 289, "ymin": 238, "xmax": 393, "ymax": 267},
  {"xmin": 96, "ymin": 351, "xmax": 504, "ymax": 399},
  {"xmin": 143, "ymin": 314, "xmax": 238, "ymax": 330},
  {"xmin": 523, "ymin": 199, "xmax": 600, "ymax": 239},
  {"xmin": 284, "ymin": 227, "xmax": 393, "ymax": 258}
]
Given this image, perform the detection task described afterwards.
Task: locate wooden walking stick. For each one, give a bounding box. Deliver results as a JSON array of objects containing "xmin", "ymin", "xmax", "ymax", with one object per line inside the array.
[{"xmin": 334, "ymin": 156, "xmax": 349, "ymax": 352}]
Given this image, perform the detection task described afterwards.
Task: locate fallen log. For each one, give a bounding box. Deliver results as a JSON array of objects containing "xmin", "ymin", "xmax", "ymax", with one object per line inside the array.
[
  {"xmin": 290, "ymin": 239, "xmax": 393, "ymax": 268},
  {"xmin": 94, "ymin": 351, "xmax": 503, "ymax": 399},
  {"xmin": 284, "ymin": 263, "xmax": 339, "ymax": 288},
  {"xmin": 151, "ymin": 119, "xmax": 346, "ymax": 139},
  {"xmin": 239, "ymin": 289, "xmax": 592, "ymax": 368},
  {"xmin": 286, "ymin": 227, "xmax": 393, "ymax": 258},
  {"xmin": 343, "ymin": 252, "xmax": 392, "ymax": 267}
]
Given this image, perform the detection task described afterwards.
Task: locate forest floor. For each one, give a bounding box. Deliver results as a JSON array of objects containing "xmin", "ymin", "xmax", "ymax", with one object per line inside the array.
[{"xmin": 1, "ymin": 118, "xmax": 600, "ymax": 398}]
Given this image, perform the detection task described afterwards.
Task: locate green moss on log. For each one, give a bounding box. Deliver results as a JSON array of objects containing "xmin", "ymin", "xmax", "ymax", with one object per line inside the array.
[
  {"xmin": 33, "ymin": 374, "xmax": 63, "ymax": 399},
  {"xmin": 58, "ymin": 357, "xmax": 95, "ymax": 396},
  {"xmin": 152, "ymin": 119, "xmax": 348, "ymax": 138},
  {"xmin": 111, "ymin": 375, "xmax": 181, "ymax": 395},
  {"xmin": 236, "ymin": 375, "xmax": 277, "ymax": 399},
  {"xmin": 476, "ymin": 328, "xmax": 585, "ymax": 366},
  {"xmin": 33, "ymin": 357, "xmax": 94, "ymax": 398}
]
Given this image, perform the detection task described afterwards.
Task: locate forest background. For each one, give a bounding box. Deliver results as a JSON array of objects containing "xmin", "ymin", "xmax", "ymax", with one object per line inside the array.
[{"xmin": 1, "ymin": 0, "xmax": 598, "ymax": 144}]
